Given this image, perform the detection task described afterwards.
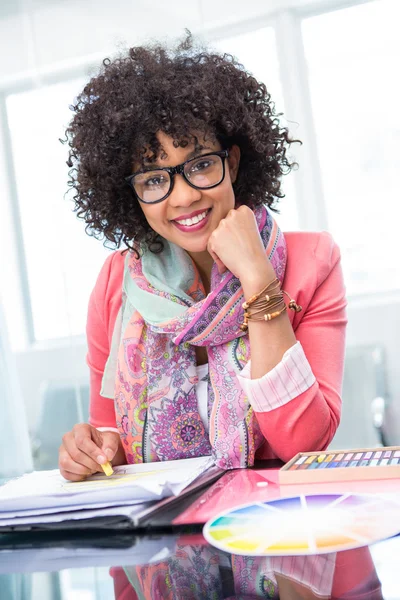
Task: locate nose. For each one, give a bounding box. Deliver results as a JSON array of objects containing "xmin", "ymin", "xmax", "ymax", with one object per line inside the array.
[{"xmin": 168, "ymin": 173, "xmax": 202, "ymax": 207}]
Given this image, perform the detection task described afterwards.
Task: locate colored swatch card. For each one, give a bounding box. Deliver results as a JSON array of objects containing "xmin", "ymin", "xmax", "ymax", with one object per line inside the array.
[
  {"xmin": 203, "ymin": 493, "xmax": 400, "ymax": 556},
  {"xmin": 279, "ymin": 446, "xmax": 400, "ymax": 485}
]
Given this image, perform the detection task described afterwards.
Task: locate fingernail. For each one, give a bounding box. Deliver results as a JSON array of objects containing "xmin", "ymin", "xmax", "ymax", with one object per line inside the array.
[
  {"xmin": 105, "ymin": 448, "xmax": 114, "ymax": 460},
  {"xmin": 97, "ymin": 454, "xmax": 107, "ymax": 464}
]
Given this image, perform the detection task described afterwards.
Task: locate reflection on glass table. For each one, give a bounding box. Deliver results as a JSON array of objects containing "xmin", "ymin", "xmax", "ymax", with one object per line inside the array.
[{"xmin": 1, "ymin": 528, "xmax": 398, "ymax": 599}]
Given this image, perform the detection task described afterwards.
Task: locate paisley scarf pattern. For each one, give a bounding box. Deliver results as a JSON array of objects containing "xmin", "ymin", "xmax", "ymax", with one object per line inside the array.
[{"xmin": 107, "ymin": 206, "xmax": 287, "ymax": 468}]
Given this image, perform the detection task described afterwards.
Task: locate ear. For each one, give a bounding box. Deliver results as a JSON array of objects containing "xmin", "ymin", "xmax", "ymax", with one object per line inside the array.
[{"xmin": 227, "ymin": 145, "xmax": 241, "ymax": 183}]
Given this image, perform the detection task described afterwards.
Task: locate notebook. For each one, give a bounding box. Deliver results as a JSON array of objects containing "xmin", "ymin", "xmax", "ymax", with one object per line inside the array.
[{"xmin": 0, "ymin": 457, "xmax": 223, "ymax": 532}]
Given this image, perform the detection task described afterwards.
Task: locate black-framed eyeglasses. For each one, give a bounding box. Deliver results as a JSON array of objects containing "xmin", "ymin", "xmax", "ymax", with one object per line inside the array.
[{"xmin": 125, "ymin": 150, "xmax": 229, "ymax": 204}]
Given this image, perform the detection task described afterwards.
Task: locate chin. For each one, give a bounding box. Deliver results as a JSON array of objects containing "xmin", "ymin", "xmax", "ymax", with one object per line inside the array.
[
  {"xmin": 179, "ymin": 240, "xmax": 209, "ymax": 254},
  {"xmin": 167, "ymin": 230, "xmax": 210, "ymax": 254}
]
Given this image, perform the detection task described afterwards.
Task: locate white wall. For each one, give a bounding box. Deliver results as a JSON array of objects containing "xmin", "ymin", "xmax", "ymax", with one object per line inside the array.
[
  {"xmin": 0, "ymin": 0, "xmax": 367, "ymax": 83},
  {"xmin": 347, "ymin": 299, "xmax": 400, "ymax": 404},
  {"xmin": 15, "ymin": 341, "xmax": 87, "ymax": 427}
]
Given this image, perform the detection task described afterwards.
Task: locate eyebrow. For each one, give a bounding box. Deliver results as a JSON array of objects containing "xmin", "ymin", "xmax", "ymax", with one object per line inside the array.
[{"xmin": 143, "ymin": 146, "xmax": 214, "ymax": 169}]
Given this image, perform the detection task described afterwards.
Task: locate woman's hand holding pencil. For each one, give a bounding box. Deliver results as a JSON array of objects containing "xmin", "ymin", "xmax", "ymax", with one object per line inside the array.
[{"xmin": 58, "ymin": 424, "xmax": 125, "ymax": 481}]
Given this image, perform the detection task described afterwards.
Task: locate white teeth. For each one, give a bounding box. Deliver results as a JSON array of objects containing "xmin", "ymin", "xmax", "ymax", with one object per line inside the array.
[{"xmin": 176, "ymin": 210, "xmax": 208, "ymax": 226}]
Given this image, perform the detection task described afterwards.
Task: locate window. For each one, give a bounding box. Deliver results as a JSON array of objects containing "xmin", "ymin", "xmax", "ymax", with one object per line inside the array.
[
  {"xmin": 6, "ymin": 79, "xmax": 111, "ymax": 342},
  {"xmin": 213, "ymin": 27, "xmax": 299, "ymax": 232},
  {"xmin": 303, "ymin": 0, "xmax": 400, "ymax": 296}
]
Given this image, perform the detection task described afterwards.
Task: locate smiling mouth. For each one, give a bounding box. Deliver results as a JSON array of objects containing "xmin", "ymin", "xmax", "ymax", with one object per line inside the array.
[{"xmin": 174, "ymin": 209, "xmax": 211, "ymax": 227}]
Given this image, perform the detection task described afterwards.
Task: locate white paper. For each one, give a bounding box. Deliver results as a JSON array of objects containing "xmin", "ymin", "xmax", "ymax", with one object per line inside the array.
[
  {"xmin": 0, "ymin": 499, "xmax": 152, "ymax": 519},
  {"xmin": 0, "ymin": 502, "xmax": 151, "ymax": 527},
  {"xmin": 0, "ymin": 456, "xmax": 214, "ymax": 516}
]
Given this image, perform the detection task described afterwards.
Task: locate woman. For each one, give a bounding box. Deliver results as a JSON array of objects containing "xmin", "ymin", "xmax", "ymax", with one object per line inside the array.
[{"xmin": 58, "ymin": 34, "xmax": 347, "ymax": 481}]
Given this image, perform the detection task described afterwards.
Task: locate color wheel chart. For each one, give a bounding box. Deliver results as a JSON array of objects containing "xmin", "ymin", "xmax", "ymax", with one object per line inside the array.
[{"xmin": 203, "ymin": 493, "xmax": 400, "ymax": 556}]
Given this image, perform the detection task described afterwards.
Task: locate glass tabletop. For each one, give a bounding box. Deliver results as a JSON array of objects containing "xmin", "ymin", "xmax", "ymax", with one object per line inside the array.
[{"xmin": 0, "ymin": 530, "xmax": 398, "ymax": 600}]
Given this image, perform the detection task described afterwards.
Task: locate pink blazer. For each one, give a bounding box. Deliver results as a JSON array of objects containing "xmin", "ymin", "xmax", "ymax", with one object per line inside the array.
[{"xmin": 87, "ymin": 231, "xmax": 347, "ymax": 462}]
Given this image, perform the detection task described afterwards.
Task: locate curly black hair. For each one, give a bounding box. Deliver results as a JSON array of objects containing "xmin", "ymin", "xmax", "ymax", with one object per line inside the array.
[{"xmin": 65, "ymin": 33, "xmax": 299, "ymax": 252}]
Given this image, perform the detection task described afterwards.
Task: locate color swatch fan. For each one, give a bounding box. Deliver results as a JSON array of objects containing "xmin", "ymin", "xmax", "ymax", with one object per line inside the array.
[{"xmin": 203, "ymin": 493, "xmax": 400, "ymax": 556}]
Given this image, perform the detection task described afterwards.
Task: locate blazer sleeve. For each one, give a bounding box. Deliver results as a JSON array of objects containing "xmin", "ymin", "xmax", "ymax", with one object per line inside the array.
[
  {"xmin": 238, "ymin": 232, "xmax": 347, "ymax": 462},
  {"xmin": 86, "ymin": 251, "xmax": 123, "ymax": 428}
]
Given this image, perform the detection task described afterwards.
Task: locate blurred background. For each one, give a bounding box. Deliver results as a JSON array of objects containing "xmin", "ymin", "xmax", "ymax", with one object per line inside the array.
[{"xmin": 1, "ymin": 0, "xmax": 399, "ymax": 477}]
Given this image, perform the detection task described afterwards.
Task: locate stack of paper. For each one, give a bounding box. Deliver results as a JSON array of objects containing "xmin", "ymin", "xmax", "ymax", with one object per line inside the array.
[{"xmin": 0, "ymin": 456, "xmax": 215, "ymax": 530}]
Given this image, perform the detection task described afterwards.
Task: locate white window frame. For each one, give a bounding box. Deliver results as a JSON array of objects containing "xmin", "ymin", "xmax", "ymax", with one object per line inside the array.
[{"xmin": 0, "ymin": 0, "xmax": 378, "ymax": 354}]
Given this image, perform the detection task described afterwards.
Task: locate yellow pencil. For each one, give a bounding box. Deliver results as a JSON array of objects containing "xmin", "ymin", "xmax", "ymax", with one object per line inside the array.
[
  {"xmin": 316, "ymin": 454, "xmax": 326, "ymax": 463},
  {"xmin": 100, "ymin": 461, "xmax": 114, "ymax": 476}
]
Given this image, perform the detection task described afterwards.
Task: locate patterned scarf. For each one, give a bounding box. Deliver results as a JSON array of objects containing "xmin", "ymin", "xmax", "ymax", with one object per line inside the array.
[{"xmin": 105, "ymin": 205, "xmax": 287, "ymax": 469}]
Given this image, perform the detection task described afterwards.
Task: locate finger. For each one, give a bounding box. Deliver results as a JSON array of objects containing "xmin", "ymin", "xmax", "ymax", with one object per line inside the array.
[
  {"xmin": 60, "ymin": 469, "xmax": 88, "ymax": 482},
  {"xmin": 73, "ymin": 427, "xmax": 109, "ymax": 465},
  {"xmin": 100, "ymin": 432, "xmax": 120, "ymax": 461},
  {"xmin": 62, "ymin": 432, "xmax": 102, "ymax": 472},
  {"xmin": 208, "ymin": 247, "xmax": 227, "ymax": 275},
  {"xmin": 216, "ymin": 260, "xmax": 227, "ymax": 275},
  {"xmin": 207, "ymin": 229, "xmax": 227, "ymax": 274},
  {"xmin": 58, "ymin": 450, "xmax": 96, "ymax": 477},
  {"xmin": 65, "ymin": 446, "xmax": 102, "ymax": 473}
]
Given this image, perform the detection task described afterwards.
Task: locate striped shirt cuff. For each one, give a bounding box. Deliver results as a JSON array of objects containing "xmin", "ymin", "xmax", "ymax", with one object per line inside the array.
[
  {"xmin": 270, "ymin": 553, "xmax": 336, "ymax": 597},
  {"xmin": 96, "ymin": 426, "xmax": 120, "ymax": 434},
  {"xmin": 237, "ymin": 341, "xmax": 316, "ymax": 412}
]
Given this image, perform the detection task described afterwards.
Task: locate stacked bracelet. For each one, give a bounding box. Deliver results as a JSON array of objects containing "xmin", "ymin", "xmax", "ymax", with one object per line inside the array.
[{"xmin": 239, "ymin": 278, "xmax": 302, "ymax": 332}]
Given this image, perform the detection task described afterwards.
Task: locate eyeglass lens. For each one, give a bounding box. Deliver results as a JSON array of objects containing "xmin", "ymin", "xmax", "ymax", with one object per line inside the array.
[{"xmin": 133, "ymin": 154, "xmax": 224, "ymax": 203}]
